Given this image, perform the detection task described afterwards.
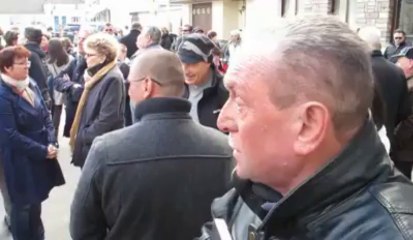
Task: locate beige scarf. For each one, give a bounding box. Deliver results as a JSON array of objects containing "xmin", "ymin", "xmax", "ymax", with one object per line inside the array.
[{"xmin": 69, "ymin": 61, "xmax": 117, "ymax": 152}]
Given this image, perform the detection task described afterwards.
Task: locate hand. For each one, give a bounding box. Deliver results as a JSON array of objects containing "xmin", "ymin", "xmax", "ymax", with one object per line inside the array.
[
  {"xmin": 63, "ymin": 74, "xmax": 70, "ymax": 81},
  {"xmin": 46, "ymin": 145, "xmax": 58, "ymax": 159}
]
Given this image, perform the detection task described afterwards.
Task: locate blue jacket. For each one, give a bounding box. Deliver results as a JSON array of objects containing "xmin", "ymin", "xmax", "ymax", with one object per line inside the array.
[{"xmin": 0, "ymin": 78, "xmax": 65, "ymax": 206}]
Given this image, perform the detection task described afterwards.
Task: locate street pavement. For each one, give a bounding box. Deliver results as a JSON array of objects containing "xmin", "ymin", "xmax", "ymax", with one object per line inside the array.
[{"xmin": 0, "ymin": 120, "xmax": 81, "ymax": 240}]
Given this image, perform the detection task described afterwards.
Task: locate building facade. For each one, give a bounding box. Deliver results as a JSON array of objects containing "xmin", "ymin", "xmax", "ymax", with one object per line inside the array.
[{"xmin": 171, "ymin": 0, "xmax": 413, "ymax": 45}]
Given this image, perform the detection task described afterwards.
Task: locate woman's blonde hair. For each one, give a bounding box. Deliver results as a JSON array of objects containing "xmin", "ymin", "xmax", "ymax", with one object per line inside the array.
[{"xmin": 84, "ymin": 33, "xmax": 119, "ymax": 62}]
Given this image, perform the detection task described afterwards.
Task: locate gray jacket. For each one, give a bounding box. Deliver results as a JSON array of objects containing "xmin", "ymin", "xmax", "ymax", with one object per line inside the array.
[
  {"xmin": 71, "ymin": 66, "xmax": 125, "ymax": 167},
  {"xmin": 70, "ymin": 97, "xmax": 233, "ymax": 240}
]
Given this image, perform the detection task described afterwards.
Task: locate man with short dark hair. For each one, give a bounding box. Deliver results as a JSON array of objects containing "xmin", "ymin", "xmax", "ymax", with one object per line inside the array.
[
  {"xmin": 24, "ymin": 27, "xmax": 51, "ymax": 107},
  {"xmin": 70, "ymin": 49, "xmax": 233, "ymax": 240},
  {"xmin": 198, "ymin": 16, "xmax": 413, "ymax": 240},
  {"xmin": 385, "ymin": 29, "xmax": 412, "ymax": 61},
  {"xmin": 119, "ymin": 22, "xmax": 142, "ymax": 58},
  {"xmin": 177, "ymin": 33, "xmax": 228, "ymax": 130}
]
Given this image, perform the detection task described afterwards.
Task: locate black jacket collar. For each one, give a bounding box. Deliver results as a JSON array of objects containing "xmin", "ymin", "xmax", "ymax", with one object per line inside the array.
[
  {"xmin": 264, "ymin": 120, "xmax": 392, "ymax": 227},
  {"xmin": 372, "ymin": 50, "xmax": 383, "ymax": 58},
  {"xmin": 234, "ymin": 119, "xmax": 393, "ymax": 229},
  {"xmin": 134, "ymin": 97, "xmax": 191, "ymax": 122},
  {"xmin": 25, "ymin": 42, "xmax": 46, "ymax": 59}
]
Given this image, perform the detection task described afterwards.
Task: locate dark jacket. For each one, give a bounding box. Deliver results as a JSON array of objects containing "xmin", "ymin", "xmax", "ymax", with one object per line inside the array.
[
  {"xmin": 0, "ymin": 78, "xmax": 65, "ymax": 206},
  {"xmin": 184, "ymin": 70, "xmax": 229, "ymax": 130},
  {"xmin": 198, "ymin": 120, "xmax": 413, "ymax": 240},
  {"xmin": 119, "ymin": 29, "xmax": 140, "ymax": 59},
  {"xmin": 71, "ymin": 66, "xmax": 125, "ymax": 167},
  {"xmin": 70, "ymin": 97, "xmax": 233, "ymax": 240},
  {"xmin": 25, "ymin": 42, "xmax": 51, "ymax": 107},
  {"xmin": 118, "ymin": 61, "xmax": 132, "ymax": 126},
  {"xmin": 54, "ymin": 55, "xmax": 87, "ymax": 137},
  {"xmin": 394, "ymin": 76, "xmax": 413, "ymax": 162},
  {"xmin": 384, "ymin": 41, "xmax": 412, "ymax": 60},
  {"xmin": 160, "ymin": 33, "xmax": 174, "ymax": 50},
  {"xmin": 371, "ymin": 50, "xmax": 410, "ymax": 150}
]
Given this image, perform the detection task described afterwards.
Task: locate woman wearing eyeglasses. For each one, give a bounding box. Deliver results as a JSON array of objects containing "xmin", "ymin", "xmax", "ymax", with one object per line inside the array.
[
  {"xmin": 69, "ymin": 33, "xmax": 125, "ymax": 168},
  {"xmin": 0, "ymin": 45, "xmax": 65, "ymax": 240}
]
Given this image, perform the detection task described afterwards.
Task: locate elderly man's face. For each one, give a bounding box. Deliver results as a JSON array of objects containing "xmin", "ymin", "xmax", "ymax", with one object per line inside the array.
[
  {"xmin": 218, "ymin": 55, "xmax": 300, "ymax": 186},
  {"xmin": 136, "ymin": 30, "xmax": 151, "ymax": 49},
  {"xmin": 397, "ymin": 57, "xmax": 413, "ymax": 79}
]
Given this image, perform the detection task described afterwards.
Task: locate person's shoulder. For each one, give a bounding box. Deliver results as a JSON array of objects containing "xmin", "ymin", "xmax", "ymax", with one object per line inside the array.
[{"xmin": 365, "ymin": 181, "xmax": 413, "ymax": 237}]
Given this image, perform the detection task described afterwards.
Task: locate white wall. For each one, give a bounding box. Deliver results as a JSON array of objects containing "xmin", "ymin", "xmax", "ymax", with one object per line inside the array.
[
  {"xmin": 245, "ymin": 0, "xmax": 281, "ymax": 30},
  {"xmin": 212, "ymin": 1, "xmax": 224, "ymax": 38}
]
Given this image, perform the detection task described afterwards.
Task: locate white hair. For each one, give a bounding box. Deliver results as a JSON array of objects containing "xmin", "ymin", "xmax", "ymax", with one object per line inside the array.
[
  {"xmin": 358, "ymin": 26, "xmax": 382, "ymax": 51},
  {"xmin": 234, "ymin": 16, "xmax": 374, "ymax": 132}
]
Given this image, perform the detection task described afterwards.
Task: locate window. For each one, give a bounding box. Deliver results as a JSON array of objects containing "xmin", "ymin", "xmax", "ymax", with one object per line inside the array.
[{"xmin": 398, "ymin": 0, "xmax": 413, "ymax": 40}]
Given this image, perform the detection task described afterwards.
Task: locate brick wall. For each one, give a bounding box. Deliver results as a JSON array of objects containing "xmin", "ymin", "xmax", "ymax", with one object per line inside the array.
[
  {"xmin": 302, "ymin": 0, "xmax": 331, "ymax": 15},
  {"xmin": 300, "ymin": 0, "xmax": 394, "ymax": 43},
  {"xmin": 355, "ymin": 0, "xmax": 393, "ymax": 43}
]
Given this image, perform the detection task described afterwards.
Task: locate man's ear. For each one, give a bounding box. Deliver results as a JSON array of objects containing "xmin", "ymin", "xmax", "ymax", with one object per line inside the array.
[
  {"xmin": 293, "ymin": 102, "xmax": 329, "ymax": 155},
  {"xmin": 143, "ymin": 77, "xmax": 155, "ymax": 99}
]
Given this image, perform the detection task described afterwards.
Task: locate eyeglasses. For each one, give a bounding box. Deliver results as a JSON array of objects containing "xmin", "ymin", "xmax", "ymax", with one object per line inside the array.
[
  {"xmin": 129, "ymin": 76, "xmax": 163, "ymax": 86},
  {"xmin": 13, "ymin": 61, "xmax": 31, "ymax": 67},
  {"xmin": 85, "ymin": 53, "xmax": 98, "ymax": 58}
]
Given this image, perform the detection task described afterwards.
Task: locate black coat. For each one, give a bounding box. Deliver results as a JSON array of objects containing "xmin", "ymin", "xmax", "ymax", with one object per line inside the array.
[
  {"xmin": 198, "ymin": 120, "xmax": 413, "ymax": 239},
  {"xmin": 70, "ymin": 97, "xmax": 233, "ymax": 240},
  {"xmin": 184, "ymin": 70, "xmax": 229, "ymax": 130},
  {"xmin": 54, "ymin": 56, "xmax": 87, "ymax": 137},
  {"xmin": 119, "ymin": 29, "xmax": 140, "ymax": 59},
  {"xmin": 25, "ymin": 42, "xmax": 51, "ymax": 106},
  {"xmin": 371, "ymin": 50, "xmax": 411, "ymax": 149},
  {"xmin": 384, "ymin": 41, "xmax": 412, "ymax": 60},
  {"xmin": 71, "ymin": 67, "xmax": 125, "ymax": 167}
]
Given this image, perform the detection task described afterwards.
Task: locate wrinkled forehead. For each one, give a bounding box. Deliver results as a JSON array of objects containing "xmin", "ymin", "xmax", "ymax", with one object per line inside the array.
[{"xmin": 224, "ymin": 54, "xmax": 262, "ymax": 89}]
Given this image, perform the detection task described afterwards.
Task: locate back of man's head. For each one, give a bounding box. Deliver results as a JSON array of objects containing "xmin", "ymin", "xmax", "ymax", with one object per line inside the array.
[
  {"xmin": 144, "ymin": 26, "xmax": 162, "ymax": 45},
  {"xmin": 25, "ymin": 27, "xmax": 43, "ymax": 44},
  {"xmin": 131, "ymin": 22, "xmax": 142, "ymax": 31},
  {"xmin": 358, "ymin": 26, "xmax": 382, "ymax": 51},
  {"xmin": 239, "ymin": 16, "xmax": 373, "ymax": 134},
  {"xmin": 129, "ymin": 48, "xmax": 185, "ymax": 99}
]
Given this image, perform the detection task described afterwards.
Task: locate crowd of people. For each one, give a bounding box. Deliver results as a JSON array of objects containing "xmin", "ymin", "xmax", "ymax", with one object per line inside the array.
[{"xmin": 0, "ymin": 16, "xmax": 413, "ymax": 239}]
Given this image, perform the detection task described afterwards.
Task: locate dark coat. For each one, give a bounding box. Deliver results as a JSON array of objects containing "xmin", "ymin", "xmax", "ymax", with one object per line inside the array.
[
  {"xmin": 71, "ymin": 66, "xmax": 125, "ymax": 167},
  {"xmin": 184, "ymin": 70, "xmax": 229, "ymax": 130},
  {"xmin": 198, "ymin": 120, "xmax": 413, "ymax": 240},
  {"xmin": 394, "ymin": 76, "xmax": 413, "ymax": 162},
  {"xmin": 70, "ymin": 97, "xmax": 233, "ymax": 240},
  {"xmin": 0, "ymin": 78, "xmax": 65, "ymax": 206},
  {"xmin": 118, "ymin": 61, "xmax": 132, "ymax": 126},
  {"xmin": 119, "ymin": 29, "xmax": 140, "ymax": 59},
  {"xmin": 25, "ymin": 42, "xmax": 51, "ymax": 106},
  {"xmin": 371, "ymin": 50, "xmax": 411, "ymax": 150},
  {"xmin": 54, "ymin": 55, "xmax": 87, "ymax": 137},
  {"xmin": 160, "ymin": 33, "xmax": 173, "ymax": 50},
  {"xmin": 384, "ymin": 41, "xmax": 412, "ymax": 60}
]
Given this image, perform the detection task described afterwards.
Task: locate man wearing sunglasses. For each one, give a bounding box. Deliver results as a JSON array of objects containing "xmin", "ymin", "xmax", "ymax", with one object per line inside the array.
[{"xmin": 384, "ymin": 29, "xmax": 412, "ymax": 61}]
